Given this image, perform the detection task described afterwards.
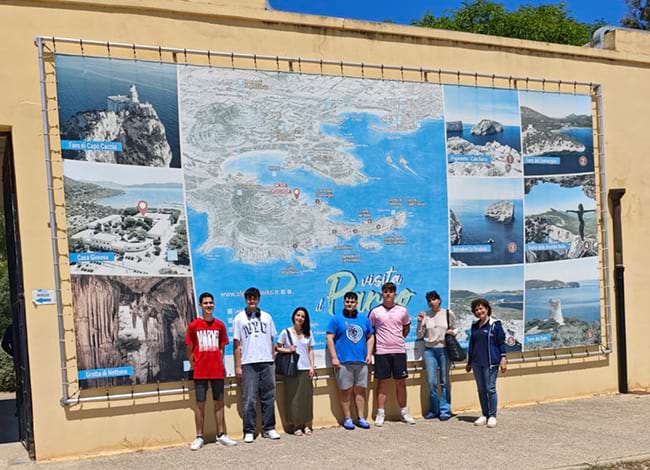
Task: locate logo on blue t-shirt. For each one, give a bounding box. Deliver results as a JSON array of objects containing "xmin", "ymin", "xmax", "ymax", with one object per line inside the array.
[{"xmin": 345, "ymin": 323, "xmax": 364, "ymax": 344}]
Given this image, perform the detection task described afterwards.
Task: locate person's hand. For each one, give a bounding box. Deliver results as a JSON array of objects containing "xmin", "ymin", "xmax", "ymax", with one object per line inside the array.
[
  {"xmin": 289, "ymin": 345, "xmax": 297, "ymax": 353},
  {"xmin": 499, "ymin": 357, "xmax": 507, "ymax": 374},
  {"xmin": 365, "ymin": 354, "xmax": 372, "ymax": 365},
  {"xmin": 332, "ymin": 357, "xmax": 341, "ymax": 369},
  {"xmin": 446, "ymin": 329, "xmax": 456, "ymax": 335},
  {"xmin": 465, "ymin": 363, "xmax": 472, "ymax": 373},
  {"xmin": 309, "ymin": 366, "xmax": 315, "ymax": 379},
  {"xmin": 417, "ymin": 311, "xmax": 426, "ymax": 322},
  {"xmin": 235, "ymin": 366, "xmax": 242, "ymax": 378}
]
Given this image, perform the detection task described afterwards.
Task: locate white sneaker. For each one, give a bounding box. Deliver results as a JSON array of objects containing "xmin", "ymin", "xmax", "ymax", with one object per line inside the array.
[
  {"xmin": 243, "ymin": 433, "xmax": 255, "ymax": 443},
  {"xmin": 487, "ymin": 417, "xmax": 497, "ymax": 428},
  {"xmin": 190, "ymin": 436, "xmax": 204, "ymax": 450},
  {"xmin": 401, "ymin": 412, "xmax": 416, "ymax": 425},
  {"xmin": 216, "ymin": 434, "xmax": 237, "ymax": 446},
  {"xmin": 262, "ymin": 429, "xmax": 281, "ymax": 440},
  {"xmin": 474, "ymin": 416, "xmax": 487, "ymax": 426},
  {"xmin": 375, "ymin": 413, "xmax": 385, "ymax": 427}
]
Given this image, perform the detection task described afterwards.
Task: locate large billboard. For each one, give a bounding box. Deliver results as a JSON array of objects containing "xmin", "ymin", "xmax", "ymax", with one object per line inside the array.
[{"xmin": 55, "ymin": 54, "xmax": 601, "ymax": 388}]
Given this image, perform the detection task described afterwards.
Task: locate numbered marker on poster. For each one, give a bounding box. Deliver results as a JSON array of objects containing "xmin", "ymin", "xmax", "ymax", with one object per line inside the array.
[
  {"xmin": 137, "ymin": 200, "xmax": 148, "ymax": 216},
  {"xmin": 292, "ymin": 188, "xmax": 300, "ymax": 200}
]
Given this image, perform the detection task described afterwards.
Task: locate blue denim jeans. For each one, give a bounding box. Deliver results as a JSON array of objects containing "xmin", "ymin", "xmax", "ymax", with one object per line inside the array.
[
  {"xmin": 423, "ymin": 347, "xmax": 451, "ymax": 418},
  {"xmin": 242, "ymin": 362, "xmax": 276, "ymax": 434},
  {"xmin": 472, "ymin": 365, "xmax": 498, "ymax": 418}
]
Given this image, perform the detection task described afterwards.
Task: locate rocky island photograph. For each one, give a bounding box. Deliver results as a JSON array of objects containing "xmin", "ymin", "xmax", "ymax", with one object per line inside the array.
[
  {"xmin": 444, "ymin": 85, "xmax": 522, "ymax": 177},
  {"xmin": 520, "ymin": 90, "xmax": 594, "ymax": 175},
  {"xmin": 450, "ymin": 265, "xmax": 524, "ymax": 352},
  {"xmin": 449, "ymin": 177, "xmax": 523, "ymax": 266},
  {"xmin": 63, "ymin": 160, "xmax": 191, "ymax": 276},
  {"xmin": 72, "ymin": 275, "xmax": 195, "ymax": 389},
  {"xmin": 56, "ymin": 54, "xmax": 181, "ymax": 168},
  {"xmin": 524, "ymin": 257, "xmax": 601, "ymax": 350},
  {"xmin": 524, "ymin": 174, "xmax": 598, "ymax": 263}
]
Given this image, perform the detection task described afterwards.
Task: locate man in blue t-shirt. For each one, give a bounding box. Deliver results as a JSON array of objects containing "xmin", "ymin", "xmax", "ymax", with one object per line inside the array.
[{"xmin": 326, "ymin": 291, "xmax": 375, "ymax": 430}]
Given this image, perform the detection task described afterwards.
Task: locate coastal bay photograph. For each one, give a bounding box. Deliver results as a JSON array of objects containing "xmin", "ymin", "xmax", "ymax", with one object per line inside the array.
[
  {"xmin": 444, "ymin": 85, "xmax": 522, "ymax": 177},
  {"xmin": 72, "ymin": 275, "xmax": 195, "ymax": 389},
  {"xmin": 55, "ymin": 54, "xmax": 181, "ymax": 167},
  {"xmin": 524, "ymin": 257, "xmax": 601, "ymax": 350},
  {"xmin": 63, "ymin": 160, "xmax": 191, "ymax": 276},
  {"xmin": 449, "ymin": 177, "xmax": 523, "ymax": 266},
  {"xmin": 450, "ymin": 265, "xmax": 524, "ymax": 352},
  {"xmin": 520, "ymin": 91, "xmax": 594, "ymax": 175},
  {"xmin": 524, "ymin": 174, "xmax": 598, "ymax": 263}
]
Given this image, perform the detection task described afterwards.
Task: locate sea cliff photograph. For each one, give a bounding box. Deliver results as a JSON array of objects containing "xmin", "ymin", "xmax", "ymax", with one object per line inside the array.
[
  {"xmin": 450, "ymin": 265, "xmax": 524, "ymax": 352},
  {"xmin": 524, "ymin": 174, "xmax": 598, "ymax": 263},
  {"xmin": 64, "ymin": 160, "xmax": 191, "ymax": 276},
  {"xmin": 444, "ymin": 85, "xmax": 522, "ymax": 177},
  {"xmin": 55, "ymin": 54, "xmax": 181, "ymax": 168},
  {"xmin": 449, "ymin": 177, "xmax": 524, "ymax": 266},
  {"xmin": 520, "ymin": 91, "xmax": 594, "ymax": 175},
  {"xmin": 524, "ymin": 257, "xmax": 601, "ymax": 350},
  {"xmin": 72, "ymin": 275, "xmax": 195, "ymax": 389}
]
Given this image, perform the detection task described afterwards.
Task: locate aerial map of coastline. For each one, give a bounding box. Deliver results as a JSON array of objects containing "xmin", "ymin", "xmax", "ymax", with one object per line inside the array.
[{"xmin": 178, "ymin": 67, "xmax": 450, "ymax": 362}]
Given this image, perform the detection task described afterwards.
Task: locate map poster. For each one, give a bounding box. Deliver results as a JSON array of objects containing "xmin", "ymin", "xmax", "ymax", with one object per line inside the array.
[
  {"xmin": 178, "ymin": 67, "xmax": 450, "ymax": 366},
  {"xmin": 54, "ymin": 54, "xmax": 605, "ymax": 386}
]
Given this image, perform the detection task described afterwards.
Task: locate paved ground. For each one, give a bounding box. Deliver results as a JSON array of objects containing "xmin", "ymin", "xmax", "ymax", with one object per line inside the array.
[{"xmin": 1, "ymin": 393, "xmax": 650, "ymax": 469}]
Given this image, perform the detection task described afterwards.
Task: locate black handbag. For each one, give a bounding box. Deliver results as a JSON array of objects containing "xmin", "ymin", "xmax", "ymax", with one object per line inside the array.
[
  {"xmin": 275, "ymin": 328, "xmax": 300, "ymax": 377},
  {"xmin": 445, "ymin": 310, "xmax": 467, "ymax": 362}
]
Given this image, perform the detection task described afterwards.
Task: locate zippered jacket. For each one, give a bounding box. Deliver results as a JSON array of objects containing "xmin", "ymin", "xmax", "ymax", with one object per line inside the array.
[{"xmin": 466, "ymin": 317, "xmax": 507, "ymax": 368}]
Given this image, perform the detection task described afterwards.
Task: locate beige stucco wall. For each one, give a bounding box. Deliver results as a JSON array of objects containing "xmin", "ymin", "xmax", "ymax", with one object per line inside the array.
[{"xmin": 1, "ymin": 0, "xmax": 649, "ymax": 460}]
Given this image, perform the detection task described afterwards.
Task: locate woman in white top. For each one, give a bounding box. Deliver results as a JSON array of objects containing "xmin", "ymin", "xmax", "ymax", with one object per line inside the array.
[
  {"xmin": 416, "ymin": 290, "xmax": 457, "ymax": 421},
  {"xmin": 277, "ymin": 307, "xmax": 315, "ymax": 435}
]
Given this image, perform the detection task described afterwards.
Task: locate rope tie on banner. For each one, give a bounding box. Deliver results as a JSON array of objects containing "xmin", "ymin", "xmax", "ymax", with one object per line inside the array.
[
  {"xmin": 508, "ymin": 75, "xmax": 512, "ymax": 88},
  {"xmin": 253, "ymin": 54, "xmax": 258, "ymax": 70},
  {"xmin": 106, "ymin": 41, "xmax": 111, "ymax": 58},
  {"xmin": 558, "ymin": 79, "xmax": 562, "ymax": 93},
  {"xmin": 132, "ymin": 43, "xmax": 137, "ymax": 60},
  {"xmin": 438, "ymin": 69, "xmax": 442, "ymax": 84},
  {"xmin": 183, "ymin": 48, "xmax": 188, "ymax": 65},
  {"xmin": 207, "ymin": 50, "xmax": 211, "ymax": 67},
  {"xmin": 79, "ymin": 39, "xmax": 84, "ymax": 56},
  {"xmin": 380, "ymin": 64, "xmax": 384, "ymax": 80},
  {"xmin": 298, "ymin": 57, "xmax": 302, "ymax": 74},
  {"xmin": 491, "ymin": 74, "xmax": 496, "ymax": 88},
  {"xmin": 400, "ymin": 65, "xmax": 404, "ymax": 81},
  {"xmin": 474, "ymin": 72, "xmax": 478, "ymax": 87},
  {"xmin": 275, "ymin": 55, "xmax": 280, "ymax": 73},
  {"xmin": 231, "ymin": 52, "xmax": 235, "ymax": 70},
  {"xmin": 340, "ymin": 60, "xmax": 344, "ymax": 76},
  {"xmin": 419, "ymin": 67, "xmax": 423, "ymax": 82},
  {"xmin": 319, "ymin": 59, "xmax": 323, "ymax": 75},
  {"xmin": 542, "ymin": 78, "xmax": 546, "ymax": 92},
  {"xmin": 361, "ymin": 62, "xmax": 365, "ymax": 79},
  {"xmin": 159, "ymin": 46, "xmax": 163, "ymax": 63},
  {"xmin": 525, "ymin": 77, "xmax": 529, "ymax": 91},
  {"xmin": 573, "ymin": 80, "xmax": 577, "ymax": 94},
  {"xmin": 456, "ymin": 70, "xmax": 461, "ymax": 86},
  {"xmin": 52, "ymin": 37, "xmax": 57, "ymax": 52}
]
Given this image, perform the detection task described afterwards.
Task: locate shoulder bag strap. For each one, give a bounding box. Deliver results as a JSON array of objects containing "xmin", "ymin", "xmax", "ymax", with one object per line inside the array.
[{"xmin": 285, "ymin": 328, "xmax": 294, "ymax": 346}]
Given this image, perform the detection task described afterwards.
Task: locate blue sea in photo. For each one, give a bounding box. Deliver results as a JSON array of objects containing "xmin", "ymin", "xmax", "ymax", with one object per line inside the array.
[
  {"xmin": 524, "ymin": 127, "xmax": 595, "ymax": 175},
  {"xmin": 97, "ymin": 185, "xmax": 184, "ymax": 209},
  {"xmin": 55, "ymin": 54, "xmax": 181, "ymax": 167},
  {"xmin": 525, "ymin": 280, "xmax": 600, "ymax": 322},
  {"xmin": 186, "ymin": 113, "xmax": 450, "ymax": 353},
  {"xmin": 447, "ymin": 124, "xmax": 521, "ymax": 152},
  {"xmin": 450, "ymin": 199, "xmax": 524, "ymax": 265}
]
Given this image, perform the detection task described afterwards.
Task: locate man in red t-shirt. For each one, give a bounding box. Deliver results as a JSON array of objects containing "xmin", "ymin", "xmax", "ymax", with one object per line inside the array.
[{"xmin": 185, "ymin": 292, "xmax": 237, "ymax": 450}]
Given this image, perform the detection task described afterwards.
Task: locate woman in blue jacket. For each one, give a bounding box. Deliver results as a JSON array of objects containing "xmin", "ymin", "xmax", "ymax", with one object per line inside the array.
[{"xmin": 464, "ymin": 298, "xmax": 507, "ymax": 428}]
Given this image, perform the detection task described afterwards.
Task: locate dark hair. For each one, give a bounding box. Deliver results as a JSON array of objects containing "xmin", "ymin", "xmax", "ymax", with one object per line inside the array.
[
  {"xmin": 244, "ymin": 287, "xmax": 261, "ymax": 299},
  {"xmin": 471, "ymin": 298, "xmax": 492, "ymax": 316},
  {"xmin": 292, "ymin": 307, "xmax": 311, "ymax": 338},
  {"xmin": 382, "ymin": 282, "xmax": 396, "ymax": 293},
  {"xmin": 344, "ymin": 291, "xmax": 358, "ymax": 301},
  {"xmin": 199, "ymin": 292, "xmax": 214, "ymax": 303},
  {"xmin": 425, "ymin": 290, "xmax": 441, "ymax": 302}
]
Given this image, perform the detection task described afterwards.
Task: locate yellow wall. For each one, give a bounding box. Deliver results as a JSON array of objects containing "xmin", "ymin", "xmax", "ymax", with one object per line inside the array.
[{"xmin": 1, "ymin": 0, "xmax": 649, "ymax": 460}]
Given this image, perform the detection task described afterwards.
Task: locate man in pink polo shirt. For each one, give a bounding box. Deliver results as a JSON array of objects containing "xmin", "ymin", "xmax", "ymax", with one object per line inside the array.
[{"xmin": 369, "ymin": 282, "xmax": 415, "ymax": 426}]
